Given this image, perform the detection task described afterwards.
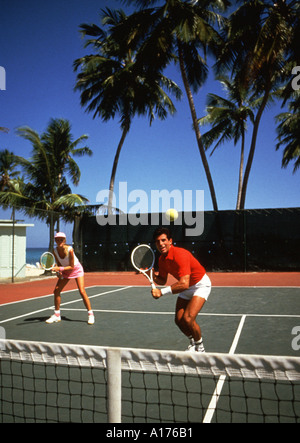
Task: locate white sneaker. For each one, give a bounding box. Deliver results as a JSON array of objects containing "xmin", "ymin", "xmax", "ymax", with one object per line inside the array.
[
  {"xmin": 88, "ymin": 313, "xmax": 95, "ymax": 325},
  {"xmin": 46, "ymin": 314, "xmax": 61, "ymax": 324},
  {"xmin": 186, "ymin": 344, "xmax": 196, "ymax": 352},
  {"xmin": 186, "ymin": 339, "xmax": 205, "ymax": 353},
  {"xmin": 195, "ymin": 340, "xmax": 205, "ymax": 353}
]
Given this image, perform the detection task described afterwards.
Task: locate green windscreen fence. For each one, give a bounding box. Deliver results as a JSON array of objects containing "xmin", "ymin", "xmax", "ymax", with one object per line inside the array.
[{"xmin": 73, "ymin": 208, "xmax": 300, "ymax": 272}]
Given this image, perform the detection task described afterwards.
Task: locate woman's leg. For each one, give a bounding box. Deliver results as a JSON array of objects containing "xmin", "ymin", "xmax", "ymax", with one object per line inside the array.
[
  {"xmin": 46, "ymin": 278, "xmax": 69, "ymax": 323},
  {"xmin": 75, "ymin": 276, "xmax": 92, "ymax": 312},
  {"xmin": 53, "ymin": 278, "xmax": 69, "ymax": 310}
]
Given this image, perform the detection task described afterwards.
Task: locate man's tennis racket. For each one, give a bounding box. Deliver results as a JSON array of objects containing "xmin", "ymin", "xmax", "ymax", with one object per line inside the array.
[
  {"xmin": 131, "ymin": 244, "xmax": 156, "ymax": 289},
  {"xmin": 40, "ymin": 252, "xmax": 55, "ymax": 271}
]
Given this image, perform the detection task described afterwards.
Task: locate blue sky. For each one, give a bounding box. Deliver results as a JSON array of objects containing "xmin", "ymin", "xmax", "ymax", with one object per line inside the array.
[{"xmin": 0, "ymin": 0, "xmax": 299, "ymax": 246}]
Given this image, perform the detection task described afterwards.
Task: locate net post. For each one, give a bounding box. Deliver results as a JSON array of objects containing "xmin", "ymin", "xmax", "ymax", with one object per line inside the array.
[{"xmin": 107, "ymin": 349, "xmax": 122, "ymax": 423}]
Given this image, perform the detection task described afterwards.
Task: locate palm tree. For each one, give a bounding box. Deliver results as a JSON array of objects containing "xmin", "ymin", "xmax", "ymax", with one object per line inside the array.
[
  {"xmin": 216, "ymin": 0, "xmax": 298, "ymax": 209},
  {"xmin": 118, "ymin": 0, "xmax": 231, "ymax": 211},
  {"xmin": 0, "ymin": 149, "xmax": 22, "ymax": 191},
  {"xmin": 42, "ymin": 118, "xmax": 92, "ymax": 187},
  {"xmin": 276, "ymin": 91, "xmax": 300, "ymax": 172},
  {"xmin": 74, "ymin": 8, "xmax": 181, "ymax": 214},
  {"xmin": 0, "ymin": 120, "xmax": 91, "ymax": 250},
  {"xmin": 199, "ymin": 76, "xmax": 255, "ymax": 209}
]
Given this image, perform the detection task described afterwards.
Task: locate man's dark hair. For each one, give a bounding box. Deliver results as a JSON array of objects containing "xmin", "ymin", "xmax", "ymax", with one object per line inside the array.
[{"xmin": 153, "ymin": 227, "xmax": 172, "ymax": 241}]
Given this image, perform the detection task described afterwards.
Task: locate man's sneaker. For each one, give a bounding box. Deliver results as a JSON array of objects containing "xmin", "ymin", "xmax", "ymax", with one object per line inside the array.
[
  {"xmin": 46, "ymin": 314, "xmax": 61, "ymax": 324},
  {"xmin": 88, "ymin": 313, "xmax": 95, "ymax": 325},
  {"xmin": 195, "ymin": 339, "xmax": 205, "ymax": 353},
  {"xmin": 186, "ymin": 339, "xmax": 205, "ymax": 353},
  {"xmin": 186, "ymin": 343, "xmax": 197, "ymax": 352}
]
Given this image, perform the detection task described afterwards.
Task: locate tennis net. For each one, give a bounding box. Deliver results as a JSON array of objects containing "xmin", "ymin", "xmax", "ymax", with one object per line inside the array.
[{"xmin": 0, "ymin": 339, "xmax": 300, "ymax": 423}]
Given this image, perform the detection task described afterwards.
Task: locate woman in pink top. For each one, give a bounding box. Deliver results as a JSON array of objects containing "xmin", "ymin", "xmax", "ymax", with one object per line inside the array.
[{"xmin": 46, "ymin": 232, "xmax": 95, "ymax": 325}]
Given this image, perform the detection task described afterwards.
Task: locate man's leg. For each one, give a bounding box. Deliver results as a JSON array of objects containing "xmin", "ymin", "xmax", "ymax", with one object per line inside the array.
[{"xmin": 175, "ymin": 296, "xmax": 206, "ymax": 341}]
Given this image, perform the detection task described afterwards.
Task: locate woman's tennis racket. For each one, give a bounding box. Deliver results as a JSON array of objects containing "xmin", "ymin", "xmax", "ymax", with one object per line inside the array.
[
  {"xmin": 40, "ymin": 252, "xmax": 55, "ymax": 271},
  {"xmin": 131, "ymin": 244, "xmax": 156, "ymax": 289}
]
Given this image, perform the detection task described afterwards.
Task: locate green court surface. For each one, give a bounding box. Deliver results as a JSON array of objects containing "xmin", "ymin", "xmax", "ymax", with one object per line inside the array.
[
  {"xmin": 0, "ymin": 285, "xmax": 300, "ymax": 423},
  {"xmin": 1, "ymin": 285, "xmax": 299, "ymax": 355}
]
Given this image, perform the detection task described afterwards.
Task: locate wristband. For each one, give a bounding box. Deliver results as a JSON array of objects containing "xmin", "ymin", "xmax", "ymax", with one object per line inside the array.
[
  {"xmin": 160, "ymin": 286, "xmax": 172, "ymax": 296},
  {"xmin": 59, "ymin": 267, "xmax": 64, "ymax": 272}
]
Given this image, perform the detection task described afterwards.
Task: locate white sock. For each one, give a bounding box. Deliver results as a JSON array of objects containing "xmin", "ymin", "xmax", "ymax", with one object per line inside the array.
[
  {"xmin": 188, "ymin": 336, "xmax": 194, "ymax": 345},
  {"xmin": 54, "ymin": 310, "xmax": 60, "ymax": 317}
]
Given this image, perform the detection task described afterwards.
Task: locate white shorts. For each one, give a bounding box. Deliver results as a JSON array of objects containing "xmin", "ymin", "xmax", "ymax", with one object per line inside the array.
[{"xmin": 178, "ymin": 274, "xmax": 211, "ymax": 301}]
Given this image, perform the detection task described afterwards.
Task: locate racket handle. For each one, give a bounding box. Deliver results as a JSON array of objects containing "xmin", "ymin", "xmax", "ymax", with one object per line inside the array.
[{"xmin": 151, "ymin": 283, "xmax": 156, "ymax": 290}]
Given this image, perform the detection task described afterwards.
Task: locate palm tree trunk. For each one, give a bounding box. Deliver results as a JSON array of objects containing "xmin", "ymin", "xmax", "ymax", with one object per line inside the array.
[
  {"xmin": 107, "ymin": 123, "xmax": 130, "ymax": 215},
  {"xmin": 236, "ymin": 131, "xmax": 245, "ymax": 210},
  {"xmin": 239, "ymin": 86, "xmax": 271, "ymax": 209},
  {"xmin": 177, "ymin": 41, "xmax": 218, "ymax": 211},
  {"xmin": 45, "ymin": 211, "xmax": 55, "ymax": 275}
]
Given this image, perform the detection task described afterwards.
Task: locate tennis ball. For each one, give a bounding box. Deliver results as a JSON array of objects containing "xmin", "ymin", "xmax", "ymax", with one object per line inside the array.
[{"xmin": 165, "ymin": 208, "xmax": 179, "ymax": 222}]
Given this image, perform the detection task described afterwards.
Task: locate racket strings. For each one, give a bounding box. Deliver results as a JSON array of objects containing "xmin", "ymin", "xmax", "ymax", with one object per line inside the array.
[
  {"xmin": 41, "ymin": 253, "xmax": 55, "ymax": 270},
  {"xmin": 132, "ymin": 247, "xmax": 154, "ymax": 271}
]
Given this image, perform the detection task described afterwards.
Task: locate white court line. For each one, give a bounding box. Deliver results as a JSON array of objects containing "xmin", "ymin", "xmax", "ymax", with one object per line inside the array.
[
  {"xmin": 0, "ymin": 285, "xmax": 119, "ymax": 307},
  {"xmin": 129, "ymin": 285, "xmax": 300, "ymax": 289},
  {"xmin": 2, "ymin": 286, "xmax": 298, "ymax": 308},
  {"xmin": 59, "ymin": 308, "xmax": 300, "ymax": 319},
  {"xmin": 0, "ymin": 286, "xmax": 132, "ymax": 324},
  {"xmin": 211, "ymin": 286, "xmax": 300, "ymax": 289},
  {"xmin": 202, "ymin": 315, "xmax": 247, "ymax": 424},
  {"xmin": 57, "ymin": 286, "xmax": 133, "ymax": 309},
  {"xmin": 61, "ymin": 308, "xmax": 174, "ymax": 315}
]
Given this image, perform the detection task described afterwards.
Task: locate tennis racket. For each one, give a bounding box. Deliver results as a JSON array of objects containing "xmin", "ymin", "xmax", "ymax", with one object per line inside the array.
[
  {"xmin": 40, "ymin": 252, "xmax": 55, "ymax": 271},
  {"xmin": 131, "ymin": 244, "xmax": 156, "ymax": 289}
]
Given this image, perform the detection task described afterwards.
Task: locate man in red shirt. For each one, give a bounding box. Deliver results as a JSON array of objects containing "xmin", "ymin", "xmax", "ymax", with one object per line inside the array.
[{"xmin": 152, "ymin": 227, "xmax": 211, "ymax": 352}]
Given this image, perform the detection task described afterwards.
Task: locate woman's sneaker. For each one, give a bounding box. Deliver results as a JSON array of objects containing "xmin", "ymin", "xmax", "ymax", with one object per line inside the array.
[
  {"xmin": 88, "ymin": 312, "xmax": 95, "ymax": 325},
  {"xmin": 46, "ymin": 314, "xmax": 61, "ymax": 324}
]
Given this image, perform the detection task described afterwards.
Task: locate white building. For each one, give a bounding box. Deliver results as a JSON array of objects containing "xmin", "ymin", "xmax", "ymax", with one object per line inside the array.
[{"xmin": 0, "ymin": 220, "xmax": 34, "ymax": 279}]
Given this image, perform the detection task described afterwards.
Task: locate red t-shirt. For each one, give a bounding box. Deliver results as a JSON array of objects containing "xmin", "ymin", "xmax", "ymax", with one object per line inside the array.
[{"xmin": 158, "ymin": 245, "xmax": 206, "ymax": 287}]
